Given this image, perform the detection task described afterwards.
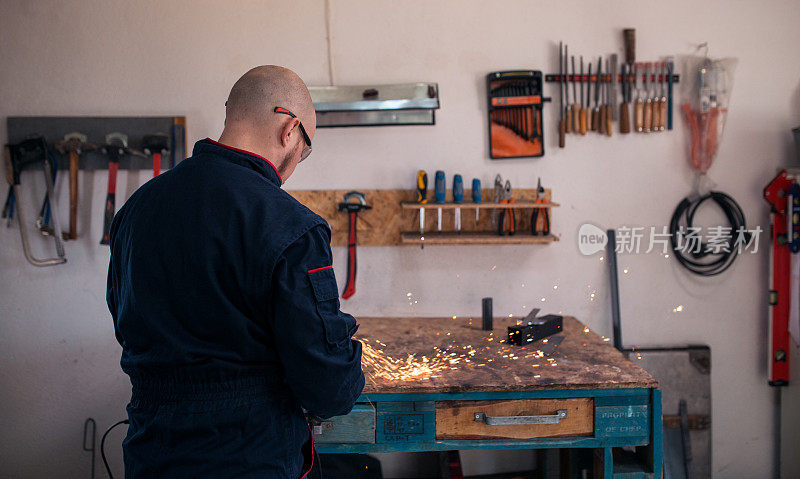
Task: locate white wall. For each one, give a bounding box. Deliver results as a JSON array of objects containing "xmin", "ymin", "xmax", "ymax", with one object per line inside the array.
[{"xmin": 1, "ymin": 0, "xmax": 799, "ymax": 477}]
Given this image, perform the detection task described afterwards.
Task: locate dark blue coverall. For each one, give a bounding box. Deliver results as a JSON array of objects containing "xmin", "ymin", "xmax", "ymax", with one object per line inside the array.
[{"xmin": 107, "ymin": 138, "xmax": 365, "ymax": 478}]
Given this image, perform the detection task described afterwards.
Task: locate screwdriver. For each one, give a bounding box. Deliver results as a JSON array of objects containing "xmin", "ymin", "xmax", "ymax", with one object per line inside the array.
[
  {"xmin": 435, "ymin": 170, "xmax": 445, "ymax": 232},
  {"xmin": 579, "ymin": 56, "xmax": 587, "ymax": 135},
  {"xmin": 453, "ymin": 174, "xmax": 463, "ymax": 233},
  {"xmin": 472, "ymin": 178, "xmax": 481, "ymax": 222},
  {"xmin": 417, "ymin": 170, "xmax": 427, "ymax": 234}
]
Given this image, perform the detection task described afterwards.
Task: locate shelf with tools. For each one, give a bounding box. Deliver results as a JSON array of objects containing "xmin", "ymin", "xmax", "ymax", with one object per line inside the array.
[
  {"xmin": 399, "ymin": 232, "xmax": 558, "ymax": 246},
  {"xmin": 399, "ymin": 201, "xmax": 559, "ymax": 246},
  {"xmin": 287, "ymin": 186, "xmax": 557, "ymax": 247}
]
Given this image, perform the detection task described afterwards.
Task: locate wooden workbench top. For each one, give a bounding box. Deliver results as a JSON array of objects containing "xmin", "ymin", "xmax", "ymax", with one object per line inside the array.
[{"xmin": 355, "ymin": 316, "xmax": 658, "ymax": 394}]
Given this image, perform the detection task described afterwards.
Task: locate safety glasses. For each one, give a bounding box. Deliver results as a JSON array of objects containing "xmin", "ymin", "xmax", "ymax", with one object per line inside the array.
[{"xmin": 274, "ymin": 107, "xmax": 312, "ymax": 161}]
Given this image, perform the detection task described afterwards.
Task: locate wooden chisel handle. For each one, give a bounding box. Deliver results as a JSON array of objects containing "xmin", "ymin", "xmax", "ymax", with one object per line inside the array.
[
  {"xmin": 572, "ymin": 104, "xmax": 580, "ymax": 133},
  {"xmin": 659, "ymin": 98, "xmax": 667, "ymax": 131},
  {"xmin": 620, "ymin": 102, "xmax": 631, "ymax": 134},
  {"xmin": 66, "ymin": 150, "xmax": 78, "ymax": 240},
  {"xmin": 598, "ymin": 106, "xmax": 606, "ymax": 134},
  {"xmin": 606, "ymin": 104, "xmax": 613, "ymax": 136},
  {"xmin": 558, "ymin": 120, "xmax": 565, "ymax": 148},
  {"xmin": 643, "ymin": 99, "xmax": 653, "ymax": 133},
  {"xmin": 565, "ymin": 107, "xmax": 572, "ymax": 134},
  {"xmin": 652, "ymin": 98, "xmax": 660, "ymax": 133},
  {"xmin": 591, "ymin": 108, "xmax": 598, "ymax": 132},
  {"xmin": 635, "ymin": 99, "xmax": 644, "ymax": 132},
  {"xmin": 579, "ymin": 108, "xmax": 587, "ymax": 135}
]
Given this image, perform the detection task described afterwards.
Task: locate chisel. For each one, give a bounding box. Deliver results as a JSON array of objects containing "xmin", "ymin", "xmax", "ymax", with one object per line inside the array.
[
  {"xmin": 643, "ymin": 62, "xmax": 653, "ymax": 132},
  {"xmin": 634, "ymin": 63, "xmax": 644, "ymax": 132},
  {"xmin": 605, "ymin": 58, "xmax": 613, "ymax": 137},
  {"xmin": 472, "ymin": 179, "xmax": 481, "ymax": 222},
  {"xmin": 435, "ymin": 170, "xmax": 445, "ymax": 231},
  {"xmin": 564, "ymin": 45, "xmax": 572, "ymax": 134},
  {"xmin": 659, "ymin": 61, "xmax": 667, "ymax": 131},
  {"xmin": 453, "ymin": 174, "xmax": 463, "ymax": 232},
  {"xmin": 651, "ymin": 63, "xmax": 660, "ymax": 131},
  {"xmin": 620, "ymin": 63, "xmax": 631, "ymax": 134},
  {"xmin": 592, "ymin": 59, "xmax": 600, "ymax": 132},
  {"xmin": 587, "ymin": 62, "xmax": 595, "ymax": 131},
  {"xmin": 558, "ymin": 41, "xmax": 565, "ymax": 147},
  {"xmin": 666, "ymin": 56, "xmax": 675, "ymax": 130},
  {"xmin": 417, "ymin": 170, "xmax": 427, "ymax": 234},
  {"xmin": 579, "ymin": 56, "xmax": 587, "ymax": 135},
  {"xmin": 597, "ymin": 59, "xmax": 606, "ymax": 135},
  {"xmin": 571, "ymin": 55, "xmax": 579, "ymax": 133},
  {"xmin": 609, "ymin": 54, "xmax": 618, "ymax": 120},
  {"xmin": 624, "ymin": 28, "xmax": 637, "ymax": 133}
]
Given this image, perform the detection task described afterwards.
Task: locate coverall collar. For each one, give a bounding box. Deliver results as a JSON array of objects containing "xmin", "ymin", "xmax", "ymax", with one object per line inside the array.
[{"xmin": 194, "ymin": 138, "xmax": 283, "ymax": 186}]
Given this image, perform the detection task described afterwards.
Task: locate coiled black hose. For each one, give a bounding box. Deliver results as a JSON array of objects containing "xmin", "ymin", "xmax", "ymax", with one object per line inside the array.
[{"xmin": 669, "ymin": 191, "xmax": 750, "ymax": 276}]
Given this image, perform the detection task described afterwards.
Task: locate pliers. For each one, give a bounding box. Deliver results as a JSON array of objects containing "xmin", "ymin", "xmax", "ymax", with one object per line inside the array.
[
  {"xmin": 496, "ymin": 175, "xmax": 515, "ymax": 235},
  {"xmin": 531, "ymin": 177, "xmax": 550, "ymax": 236}
]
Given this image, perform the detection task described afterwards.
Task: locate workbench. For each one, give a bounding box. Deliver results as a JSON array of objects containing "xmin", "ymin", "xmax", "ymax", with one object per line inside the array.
[{"xmin": 314, "ymin": 317, "xmax": 662, "ymax": 478}]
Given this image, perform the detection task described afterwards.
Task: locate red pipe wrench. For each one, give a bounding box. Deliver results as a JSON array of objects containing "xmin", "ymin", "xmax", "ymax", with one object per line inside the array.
[
  {"xmin": 337, "ymin": 191, "xmax": 371, "ymax": 299},
  {"xmin": 764, "ymin": 169, "xmax": 797, "ymax": 386}
]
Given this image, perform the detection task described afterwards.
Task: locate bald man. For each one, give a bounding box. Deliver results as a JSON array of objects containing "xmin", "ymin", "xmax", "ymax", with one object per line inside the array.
[{"xmin": 107, "ymin": 66, "xmax": 364, "ymax": 478}]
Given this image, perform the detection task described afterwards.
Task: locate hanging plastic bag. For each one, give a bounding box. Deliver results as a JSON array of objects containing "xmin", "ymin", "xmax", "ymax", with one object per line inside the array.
[{"xmin": 680, "ymin": 48, "xmax": 738, "ymax": 175}]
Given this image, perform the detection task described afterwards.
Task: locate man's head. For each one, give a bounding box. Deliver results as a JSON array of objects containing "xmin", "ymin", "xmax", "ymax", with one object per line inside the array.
[{"xmin": 219, "ymin": 65, "xmax": 316, "ymax": 182}]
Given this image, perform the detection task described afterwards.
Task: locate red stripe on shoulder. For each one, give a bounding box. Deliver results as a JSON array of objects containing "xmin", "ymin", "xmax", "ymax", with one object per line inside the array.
[{"xmin": 307, "ymin": 265, "xmax": 333, "ymax": 274}]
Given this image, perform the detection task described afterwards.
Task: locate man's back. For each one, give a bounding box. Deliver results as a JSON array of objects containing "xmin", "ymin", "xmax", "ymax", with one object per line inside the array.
[{"xmin": 107, "ymin": 139, "xmax": 364, "ymax": 478}]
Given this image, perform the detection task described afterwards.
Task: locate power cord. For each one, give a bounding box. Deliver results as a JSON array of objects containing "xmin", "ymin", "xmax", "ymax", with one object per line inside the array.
[
  {"xmin": 101, "ymin": 419, "xmax": 129, "ymax": 479},
  {"xmin": 669, "ymin": 190, "xmax": 750, "ymax": 276}
]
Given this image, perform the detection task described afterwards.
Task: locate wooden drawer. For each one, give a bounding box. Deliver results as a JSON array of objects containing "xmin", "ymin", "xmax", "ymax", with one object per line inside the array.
[
  {"xmin": 435, "ymin": 398, "xmax": 593, "ymax": 440},
  {"xmin": 314, "ymin": 404, "xmax": 376, "ymax": 444}
]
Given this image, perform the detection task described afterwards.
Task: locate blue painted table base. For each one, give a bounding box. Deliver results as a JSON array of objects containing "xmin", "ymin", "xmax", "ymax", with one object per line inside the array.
[{"xmin": 316, "ymin": 388, "xmax": 663, "ymax": 478}]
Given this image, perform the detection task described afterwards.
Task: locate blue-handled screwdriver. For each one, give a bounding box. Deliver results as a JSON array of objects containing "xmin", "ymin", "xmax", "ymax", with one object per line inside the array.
[
  {"xmin": 472, "ymin": 179, "xmax": 482, "ymax": 222},
  {"xmin": 453, "ymin": 174, "xmax": 463, "ymax": 232},
  {"xmin": 435, "ymin": 171, "xmax": 445, "ymax": 231}
]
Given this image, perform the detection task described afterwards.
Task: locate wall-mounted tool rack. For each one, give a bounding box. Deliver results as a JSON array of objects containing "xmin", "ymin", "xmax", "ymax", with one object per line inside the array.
[
  {"xmin": 7, "ymin": 116, "xmax": 186, "ymax": 171},
  {"xmin": 289, "ymin": 188, "xmax": 558, "ymax": 247}
]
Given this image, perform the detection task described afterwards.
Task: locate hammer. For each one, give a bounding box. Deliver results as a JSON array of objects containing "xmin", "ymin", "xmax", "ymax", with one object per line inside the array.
[
  {"xmin": 142, "ymin": 133, "xmax": 169, "ymax": 178},
  {"xmin": 55, "ymin": 132, "xmax": 96, "ymax": 240},
  {"xmin": 338, "ymin": 191, "xmax": 371, "ymax": 299}
]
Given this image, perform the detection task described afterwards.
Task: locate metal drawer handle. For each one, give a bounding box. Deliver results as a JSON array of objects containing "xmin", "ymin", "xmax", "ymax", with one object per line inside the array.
[{"xmin": 473, "ymin": 409, "xmax": 567, "ymax": 425}]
